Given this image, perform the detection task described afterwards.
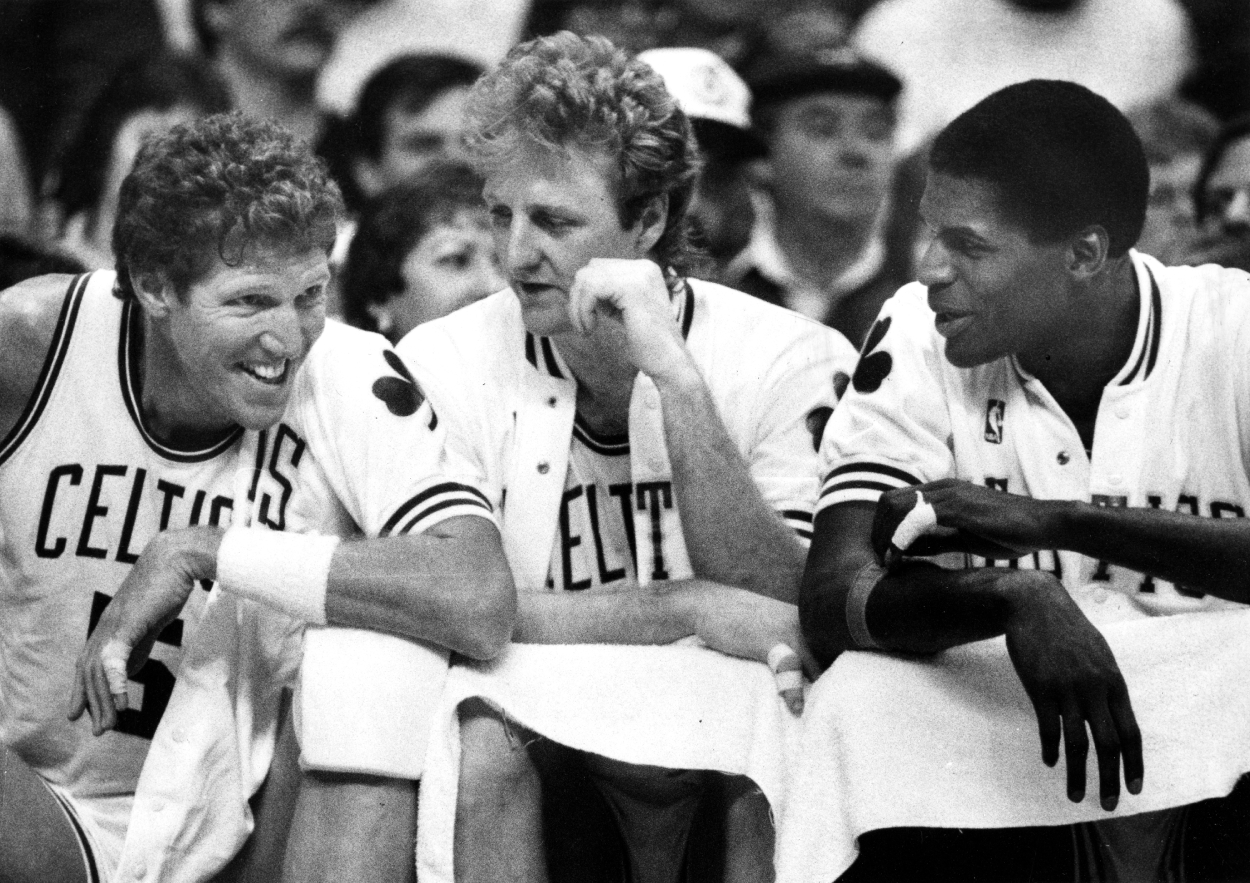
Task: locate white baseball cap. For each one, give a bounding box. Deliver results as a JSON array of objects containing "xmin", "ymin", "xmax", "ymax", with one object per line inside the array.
[{"xmin": 638, "ymin": 46, "xmax": 753, "ymax": 132}]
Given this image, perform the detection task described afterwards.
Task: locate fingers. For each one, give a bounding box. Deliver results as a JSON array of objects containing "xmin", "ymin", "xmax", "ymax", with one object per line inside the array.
[
  {"xmin": 1060, "ymin": 701, "xmax": 1090, "ymax": 804},
  {"xmin": 1110, "ymin": 682, "xmax": 1144, "ymax": 797},
  {"xmin": 768, "ymin": 643, "xmax": 805, "ymax": 715},
  {"xmin": 1086, "ymin": 700, "xmax": 1123, "ymax": 810},
  {"xmin": 1032, "ymin": 694, "xmax": 1062, "ymax": 768},
  {"xmin": 67, "ymin": 658, "xmax": 89, "ymax": 722}
]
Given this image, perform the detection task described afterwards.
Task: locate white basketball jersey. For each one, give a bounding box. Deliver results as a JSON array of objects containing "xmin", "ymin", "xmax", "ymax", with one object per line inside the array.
[{"xmin": 0, "ymin": 271, "xmax": 240, "ymax": 805}]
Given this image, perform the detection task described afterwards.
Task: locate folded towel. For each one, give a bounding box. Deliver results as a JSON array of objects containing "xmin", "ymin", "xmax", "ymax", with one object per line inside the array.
[
  {"xmin": 416, "ymin": 642, "xmax": 802, "ymax": 883},
  {"xmin": 297, "ymin": 625, "xmax": 450, "ymax": 778},
  {"xmin": 774, "ymin": 588, "xmax": 1250, "ymax": 883}
]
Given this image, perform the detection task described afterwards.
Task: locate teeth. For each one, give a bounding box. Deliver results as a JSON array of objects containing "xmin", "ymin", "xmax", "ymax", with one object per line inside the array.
[{"xmin": 244, "ymin": 360, "xmax": 286, "ymax": 381}]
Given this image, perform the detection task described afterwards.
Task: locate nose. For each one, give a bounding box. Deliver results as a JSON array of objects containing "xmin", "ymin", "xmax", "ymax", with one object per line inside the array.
[
  {"xmin": 917, "ymin": 235, "xmax": 954, "ymax": 290},
  {"xmin": 259, "ymin": 302, "xmax": 306, "ymax": 358},
  {"xmin": 502, "ymin": 218, "xmax": 542, "ymax": 277}
]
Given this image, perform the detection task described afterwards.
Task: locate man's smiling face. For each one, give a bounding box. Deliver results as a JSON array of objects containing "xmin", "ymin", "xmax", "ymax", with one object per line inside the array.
[{"xmin": 917, "ymin": 172, "xmax": 1072, "ymax": 369}]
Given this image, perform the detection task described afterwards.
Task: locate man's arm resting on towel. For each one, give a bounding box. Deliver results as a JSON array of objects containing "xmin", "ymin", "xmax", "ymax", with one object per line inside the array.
[
  {"xmin": 875, "ymin": 479, "xmax": 1250, "ymax": 601},
  {"xmin": 70, "ymin": 517, "xmax": 516, "ymax": 732},
  {"xmin": 801, "ymin": 501, "xmax": 1143, "ymax": 811},
  {"xmin": 516, "ymin": 581, "xmax": 814, "ymax": 673}
]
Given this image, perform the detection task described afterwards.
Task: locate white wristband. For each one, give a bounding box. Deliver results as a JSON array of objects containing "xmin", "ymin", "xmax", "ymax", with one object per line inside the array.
[
  {"xmin": 216, "ymin": 528, "xmax": 339, "ymax": 624},
  {"xmin": 847, "ymin": 562, "xmax": 885, "ymax": 650}
]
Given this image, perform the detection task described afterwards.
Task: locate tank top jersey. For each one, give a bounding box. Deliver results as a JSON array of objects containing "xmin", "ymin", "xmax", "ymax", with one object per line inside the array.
[
  {"xmin": 545, "ymin": 414, "xmax": 641, "ymax": 592},
  {"xmin": 0, "ymin": 271, "xmax": 241, "ymax": 804}
]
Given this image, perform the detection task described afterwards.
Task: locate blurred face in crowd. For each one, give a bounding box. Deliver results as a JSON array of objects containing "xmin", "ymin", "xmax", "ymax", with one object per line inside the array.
[
  {"xmin": 688, "ymin": 156, "xmax": 755, "ymax": 264},
  {"xmin": 377, "ymin": 208, "xmax": 504, "ymax": 339},
  {"xmin": 205, "ymin": 0, "xmax": 369, "ymax": 82},
  {"xmin": 1136, "ymin": 152, "xmax": 1204, "ymax": 263},
  {"xmin": 484, "ymin": 143, "xmax": 662, "ymax": 336},
  {"xmin": 141, "ymin": 245, "xmax": 329, "ymax": 434},
  {"xmin": 357, "ymin": 86, "xmax": 472, "ymax": 198},
  {"xmin": 766, "ymin": 91, "xmax": 895, "ymax": 225},
  {"xmin": 1201, "ymin": 134, "xmax": 1250, "ymax": 240}
]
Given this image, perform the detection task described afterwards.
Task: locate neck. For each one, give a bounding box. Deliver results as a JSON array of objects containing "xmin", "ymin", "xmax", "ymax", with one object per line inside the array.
[
  {"xmin": 1018, "ymin": 257, "xmax": 1139, "ymax": 413},
  {"xmin": 138, "ymin": 314, "xmax": 234, "ymax": 447},
  {"xmin": 774, "ymin": 205, "xmax": 876, "ymax": 289},
  {"xmin": 216, "ymin": 55, "xmax": 322, "ymax": 144}
]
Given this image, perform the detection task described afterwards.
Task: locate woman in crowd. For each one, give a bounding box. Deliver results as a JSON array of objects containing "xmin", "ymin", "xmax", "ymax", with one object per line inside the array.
[{"xmin": 338, "ymin": 156, "xmax": 504, "ymax": 341}]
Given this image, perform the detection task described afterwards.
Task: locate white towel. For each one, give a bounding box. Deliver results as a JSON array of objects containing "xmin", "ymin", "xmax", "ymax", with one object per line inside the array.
[
  {"xmin": 415, "ymin": 642, "xmax": 803, "ymax": 883},
  {"xmin": 297, "ymin": 626, "xmax": 450, "ymax": 778},
  {"xmin": 774, "ymin": 589, "xmax": 1250, "ymax": 883}
]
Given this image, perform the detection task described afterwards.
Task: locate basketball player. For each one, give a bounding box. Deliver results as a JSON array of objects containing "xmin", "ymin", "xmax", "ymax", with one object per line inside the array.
[
  {"xmin": 396, "ymin": 32, "xmax": 857, "ymax": 883},
  {"xmin": 1, "ymin": 112, "xmax": 513, "ymax": 883},
  {"xmin": 802, "ymin": 80, "xmax": 1250, "ymax": 881}
]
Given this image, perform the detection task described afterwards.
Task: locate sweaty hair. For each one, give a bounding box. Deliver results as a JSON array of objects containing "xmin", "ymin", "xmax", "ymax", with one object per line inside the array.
[
  {"xmin": 112, "ymin": 112, "xmax": 343, "ymax": 302},
  {"xmin": 340, "ymin": 157, "xmax": 486, "ymax": 333},
  {"xmin": 463, "ymin": 31, "xmax": 701, "ymax": 273},
  {"xmin": 929, "ymin": 80, "xmax": 1148, "ymax": 258},
  {"xmin": 352, "ymin": 53, "xmax": 484, "ymax": 160}
]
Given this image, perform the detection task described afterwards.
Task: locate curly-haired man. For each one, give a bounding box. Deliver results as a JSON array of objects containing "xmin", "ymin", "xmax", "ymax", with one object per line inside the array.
[{"xmin": 1, "ymin": 112, "xmax": 514, "ymax": 883}]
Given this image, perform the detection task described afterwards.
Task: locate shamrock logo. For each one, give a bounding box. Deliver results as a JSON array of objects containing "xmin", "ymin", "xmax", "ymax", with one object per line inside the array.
[
  {"xmin": 852, "ymin": 316, "xmax": 892, "ymax": 394},
  {"xmin": 372, "ymin": 350, "xmax": 437, "ymax": 429}
]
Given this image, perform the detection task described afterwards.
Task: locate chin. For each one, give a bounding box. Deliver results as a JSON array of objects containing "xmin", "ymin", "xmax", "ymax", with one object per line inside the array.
[{"xmin": 519, "ymin": 302, "xmax": 574, "ymax": 337}]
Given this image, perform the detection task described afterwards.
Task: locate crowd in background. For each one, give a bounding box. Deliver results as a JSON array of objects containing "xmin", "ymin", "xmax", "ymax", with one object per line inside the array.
[{"xmin": 0, "ymin": 0, "xmax": 1247, "ymax": 343}]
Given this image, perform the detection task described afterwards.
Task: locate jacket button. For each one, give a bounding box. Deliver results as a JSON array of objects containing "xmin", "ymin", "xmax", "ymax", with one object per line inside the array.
[
  {"xmin": 1056, "ymin": 451, "xmax": 1070, "ymax": 465},
  {"xmin": 547, "ymin": 396, "xmax": 557, "ymax": 407},
  {"xmin": 537, "ymin": 462, "xmax": 550, "ymax": 474}
]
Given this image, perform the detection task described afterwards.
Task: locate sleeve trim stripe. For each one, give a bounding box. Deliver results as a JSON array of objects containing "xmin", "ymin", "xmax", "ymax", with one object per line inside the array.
[
  {"xmin": 795, "ymin": 528, "xmax": 813, "ymax": 541},
  {"xmin": 816, "ymin": 488, "xmax": 887, "ymax": 510},
  {"xmin": 394, "ymin": 497, "xmax": 494, "ymax": 536},
  {"xmin": 819, "ymin": 479, "xmax": 898, "ymax": 499},
  {"xmin": 824, "ymin": 462, "xmax": 921, "ymax": 486},
  {"xmin": 381, "ymin": 482, "xmax": 492, "ymax": 535},
  {"xmin": 781, "ymin": 509, "xmax": 813, "ymax": 524}
]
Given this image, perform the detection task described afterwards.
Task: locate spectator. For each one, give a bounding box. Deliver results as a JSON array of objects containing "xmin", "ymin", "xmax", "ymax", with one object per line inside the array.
[
  {"xmin": 0, "ymin": 104, "xmax": 35, "ymax": 239},
  {"xmin": 192, "ymin": 0, "xmax": 379, "ymax": 146},
  {"xmin": 46, "ymin": 50, "xmax": 231, "ymax": 269},
  {"xmin": 638, "ymin": 47, "xmax": 767, "ymax": 280},
  {"xmin": 852, "ymin": 0, "xmax": 1197, "ymax": 155},
  {"xmin": 346, "ymin": 53, "xmax": 484, "ymax": 206},
  {"xmin": 339, "ymin": 158, "xmax": 503, "ymax": 341},
  {"xmin": 730, "ymin": 44, "xmax": 908, "ymax": 348},
  {"xmin": 1188, "ymin": 116, "xmax": 1250, "ymax": 271},
  {"xmin": 1127, "ymin": 97, "xmax": 1221, "ymax": 265}
]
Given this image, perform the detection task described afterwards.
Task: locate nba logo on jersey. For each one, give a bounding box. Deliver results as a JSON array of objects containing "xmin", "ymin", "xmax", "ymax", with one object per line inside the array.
[{"xmin": 984, "ymin": 399, "xmax": 1006, "ymax": 444}]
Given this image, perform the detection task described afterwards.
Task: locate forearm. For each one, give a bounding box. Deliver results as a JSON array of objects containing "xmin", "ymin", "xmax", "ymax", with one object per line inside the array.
[
  {"xmin": 1053, "ymin": 501, "xmax": 1250, "ymax": 601},
  {"xmin": 163, "ymin": 518, "xmax": 515, "ymax": 659},
  {"xmin": 655, "ymin": 364, "xmax": 804, "ymax": 602},
  {"xmin": 513, "ymin": 580, "xmax": 706, "ymax": 645}
]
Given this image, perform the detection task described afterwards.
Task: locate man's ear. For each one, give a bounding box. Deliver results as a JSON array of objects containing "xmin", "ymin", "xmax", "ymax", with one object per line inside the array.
[
  {"xmin": 634, "ymin": 193, "xmax": 669, "ymax": 254},
  {"xmin": 131, "ymin": 272, "xmax": 175, "ymax": 318},
  {"xmin": 1069, "ymin": 225, "xmax": 1110, "ymax": 280}
]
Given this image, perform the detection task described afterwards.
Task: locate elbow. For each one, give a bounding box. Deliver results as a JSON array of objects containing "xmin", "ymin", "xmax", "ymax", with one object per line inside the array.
[{"xmin": 455, "ymin": 566, "xmax": 517, "ymax": 661}]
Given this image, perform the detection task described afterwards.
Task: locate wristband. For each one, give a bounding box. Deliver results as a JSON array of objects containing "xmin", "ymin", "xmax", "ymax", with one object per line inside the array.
[
  {"xmin": 889, "ymin": 491, "xmax": 938, "ymax": 557},
  {"xmin": 846, "ymin": 562, "xmax": 886, "ymax": 650},
  {"xmin": 216, "ymin": 528, "xmax": 339, "ymax": 624}
]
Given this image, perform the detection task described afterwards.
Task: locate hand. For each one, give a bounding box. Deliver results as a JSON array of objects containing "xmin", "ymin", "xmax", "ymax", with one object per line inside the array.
[
  {"xmin": 689, "ymin": 584, "xmax": 817, "ymax": 714},
  {"xmin": 566, "ymin": 258, "xmax": 696, "ymax": 385},
  {"xmin": 1002, "ymin": 571, "xmax": 1143, "ymax": 811},
  {"xmin": 872, "ymin": 480, "xmax": 1063, "ymax": 563},
  {"xmin": 68, "ymin": 528, "xmax": 219, "ymax": 735}
]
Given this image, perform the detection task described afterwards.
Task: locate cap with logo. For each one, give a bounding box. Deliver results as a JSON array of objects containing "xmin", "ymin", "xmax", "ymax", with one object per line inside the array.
[
  {"xmin": 745, "ymin": 44, "xmax": 903, "ymax": 109},
  {"xmin": 638, "ymin": 46, "xmax": 767, "ymax": 162}
]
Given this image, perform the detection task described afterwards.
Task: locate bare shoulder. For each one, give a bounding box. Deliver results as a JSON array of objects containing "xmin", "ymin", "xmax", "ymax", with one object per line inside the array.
[{"xmin": 0, "ymin": 274, "xmax": 77, "ymax": 437}]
